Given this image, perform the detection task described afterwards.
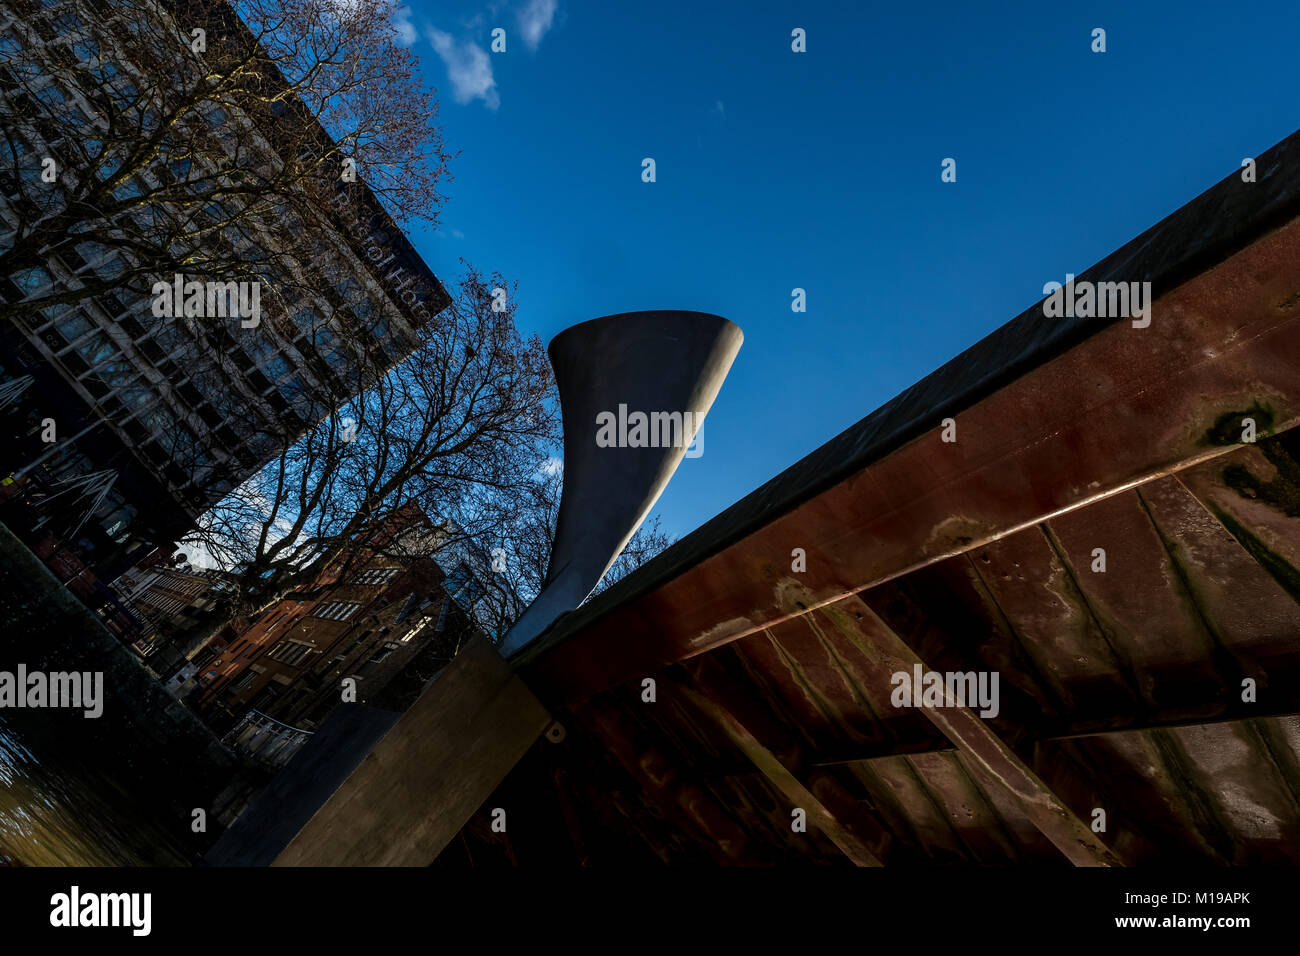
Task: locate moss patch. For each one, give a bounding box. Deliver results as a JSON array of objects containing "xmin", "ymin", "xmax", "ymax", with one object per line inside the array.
[
  {"xmin": 1202, "ymin": 403, "xmax": 1275, "ymax": 446},
  {"xmin": 1212, "ymin": 506, "xmax": 1300, "ymax": 607}
]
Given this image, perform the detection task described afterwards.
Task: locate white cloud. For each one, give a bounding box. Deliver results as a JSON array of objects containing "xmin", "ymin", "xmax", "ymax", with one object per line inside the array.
[
  {"xmin": 714, "ymin": 100, "xmax": 725, "ymax": 118},
  {"xmin": 428, "ymin": 28, "xmax": 500, "ymax": 109},
  {"xmin": 322, "ymin": 0, "xmax": 362, "ymax": 15},
  {"xmin": 540, "ymin": 456, "xmax": 563, "ymax": 476},
  {"xmin": 392, "ymin": 5, "xmax": 418, "ymax": 46},
  {"xmin": 516, "ymin": 0, "xmax": 557, "ymax": 51}
]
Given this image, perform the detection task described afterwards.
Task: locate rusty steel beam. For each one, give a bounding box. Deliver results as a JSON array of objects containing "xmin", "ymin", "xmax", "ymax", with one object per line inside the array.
[
  {"xmin": 816, "ymin": 594, "xmax": 1125, "ymax": 866},
  {"xmin": 1040, "ymin": 709, "xmax": 1300, "ymax": 743},
  {"xmin": 700, "ymin": 709, "xmax": 1300, "ymax": 780},
  {"xmin": 676, "ymin": 685, "xmax": 883, "ymax": 866},
  {"xmin": 520, "ymin": 225, "xmax": 1300, "ymax": 706},
  {"xmin": 579, "ymin": 695, "xmax": 764, "ymax": 865},
  {"xmin": 677, "ymin": 649, "xmax": 898, "ymax": 862}
]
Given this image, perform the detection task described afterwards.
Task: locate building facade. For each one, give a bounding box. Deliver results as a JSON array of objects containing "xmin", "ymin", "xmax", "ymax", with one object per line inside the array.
[
  {"xmin": 196, "ymin": 537, "xmax": 493, "ymax": 735},
  {"xmin": 107, "ymin": 549, "xmax": 236, "ymax": 662},
  {"xmin": 0, "ymin": 0, "xmax": 450, "ymax": 601}
]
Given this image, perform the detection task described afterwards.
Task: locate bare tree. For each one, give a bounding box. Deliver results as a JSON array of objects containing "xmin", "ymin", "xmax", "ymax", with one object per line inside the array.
[
  {"xmin": 180, "ymin": 263, "xmax": 560, "ymax": 630},
  {"xmin": 0, "ymin": 0, "xmax": 450, "ymax": 323}
]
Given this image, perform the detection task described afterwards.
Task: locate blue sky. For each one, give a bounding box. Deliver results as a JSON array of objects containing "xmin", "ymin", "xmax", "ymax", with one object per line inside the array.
[{"xmin": 395, "ymin": 0, "xmax": 1300, "ymax": 541}]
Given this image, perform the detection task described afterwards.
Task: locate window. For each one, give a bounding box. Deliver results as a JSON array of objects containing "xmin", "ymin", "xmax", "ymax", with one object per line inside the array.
[
  {"xmin": 101, "ymin": 503, "xmax": 136, "ymax": 542},
  {"xmin": 262, "ymin": 354, "xmax": 292, "ymax": 381},
  {"xmin": 355, "ymin": 567, "xmax": 400, "ymax": 585},
  {"xmin": 50, "ymin": 11, "xmax": 86, "ymax": 33},
  {"xmin": 335, "ymin": 277, "xmax": 362, "ymax": 304},
  {"xmin": 267, "ymin": 639, "xmax": 316, "ymax": 667},
  {"xmin": 109, "ymin": 180, "xmax": 141, "ymax": 204},
  {"xmin": 292, "ymin": 307, "xmax": 321, "ymax": 333},
  {"xmin": 368, "ymin": 317, "xmax": 392, "ymax": 341},
  {"xmin": 19, "ymin": 163, "xmax": 51, "ymax": 190},
  {"xmin": 259, "ymin": 607, "xmax": 289, "ymax": 631},
  {"xmin": 105, "ymin": 79, "xmax": 138, "ymax": 110},
  {"xmin": 54, "ymin": 310, "xmax": 93, "ymax": 342},
  {"xmin": 13, "ymin": 267, "xmax": 52, "ymax": 296},
  {"xmin": 116, "ymin": 386, "xmax": 155, "ymax": 415},
  {"xmin": 137, "ymin": 404, "xmax": 178, "ymax": 437},
  {"xmin": 85, "ymin": 358, "xmax": 135, "ymax": 389},
  {"xmin": 201, "ymin": 103, "xmax": 229, "ymax": 125},
  {"xmin": 33, "ymin": 81, "xmax": 68, "ymax": 108},
  {"xmin": 57, "ymin": 245, "xmax": 90, "ymax": 274},
  {"xmin": 73, "ymin": 241, "xmax": 116, "ymax": 273},
  {"xmin": 72, "ymin": 35, "xmax": 100, "ymax": 61},
  {"xmin": 247, "ymin": 369, "xmax": 271, "ymax": 393},
  {"xmin": 242, "ymin": 335, "xmax": 276, "ymax": 365},
  {"xmin": 367, "ymin": 642, "xmax": 400, "ymax": 665},
  {"xmin": 177, "ymin": 382, "xmax": 203, "ymax": 407},
  {"xmin": 400, "ymin": 615, "xmax": 432, "ymax": 644},
  {"xmin": 280, "ymin": 375, "xmax": 308, "ymax": 405},
  {"xmin": 56, "ymin": 104, "xmax": 90, "ymax": 129},
  {"xmin": 72, "ymin": 332, "xmax": 116, "ymax": 367},
  {"xmin": 228, "ymin": 670, "xmax": 257, "ymax": 693},
  {"xmin": 313, "ymin": 601, "xmax": 360, "ymax": 621}
]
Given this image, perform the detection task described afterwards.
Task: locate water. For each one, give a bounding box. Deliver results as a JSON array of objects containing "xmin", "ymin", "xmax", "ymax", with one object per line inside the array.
[
  {"xmin": 0, "ymin": 524, "xmax": 246, "ymax": 866},
  {"xmin": 0, "ymin": 713, "xmax": 194, "ymax": 866}
]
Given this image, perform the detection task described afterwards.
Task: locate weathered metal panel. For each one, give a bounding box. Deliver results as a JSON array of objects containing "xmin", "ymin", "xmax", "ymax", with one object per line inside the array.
[
  {"xmin": 1141, "ymin": 468, "xmax": 1300, "ymax": 677},
  {"xmin": 1046, "ymin": 491, "xmax": 1224, "ymax": 708},
  {"xmin": 520, "ymin": 212, "xmax": 1300, "ymax": 707},
  {"xmin": 443, "ymin": 132, "xmax": 1300, "ymax": 866}
]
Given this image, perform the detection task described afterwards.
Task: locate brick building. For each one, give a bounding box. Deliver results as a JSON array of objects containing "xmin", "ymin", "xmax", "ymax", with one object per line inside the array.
[
  {"xmin": 196, "ymin": 513, "xmax": 500, "ymax": 734},
  {"xmin": 109, "ymin": 551, "xmax": 236, "ymax": 657}
]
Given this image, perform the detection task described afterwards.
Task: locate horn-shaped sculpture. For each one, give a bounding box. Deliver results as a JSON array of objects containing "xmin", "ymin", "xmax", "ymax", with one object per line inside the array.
[{"xmin": 500, "ymin": 310, "xmax": 743, "ymax": 656}]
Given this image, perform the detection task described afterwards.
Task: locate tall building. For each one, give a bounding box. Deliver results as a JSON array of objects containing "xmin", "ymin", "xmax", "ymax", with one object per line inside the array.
[{"xmin": 0, "ymin": 0, "xmax": 449, "ymax": 597}]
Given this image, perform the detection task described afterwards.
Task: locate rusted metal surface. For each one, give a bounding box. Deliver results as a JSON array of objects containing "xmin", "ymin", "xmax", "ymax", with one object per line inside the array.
[
  {"xmin": 677, "ymin": 685, "xmax": 883, "ymax": 866},
  {"xmin": 440, "ymin": 131, "xmax": 1300, "ymax": 866},
  {"xmin": 465, "ymin": 428, "xmax": 1300, "ymax": 865},
  {"xmin": 440, "ymin": 421, "xmax": 1300, "ymax": 864},
  {"xmin": 809, "ymin": 594, "xmax": 1124, "ymax": 866},
  {"xmin": 1041, "ymin": 716, "xmax": 1300, "ymax": 865},
  {"xmin": 518, "ymin": 210, "xmax": 1300, "ymax": 707}
]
